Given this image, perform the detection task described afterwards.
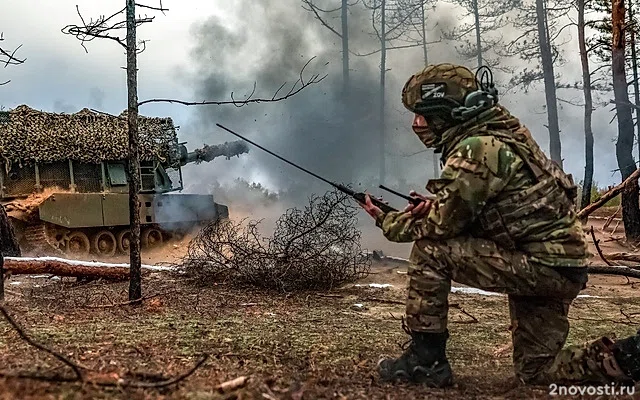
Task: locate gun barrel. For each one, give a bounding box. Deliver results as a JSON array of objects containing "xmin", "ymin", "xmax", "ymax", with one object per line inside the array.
[
  {"xmin": 180, "ymin": 140, "xmax": 249, "ymax": 165},
  {"xmin": 378, "ymin": 185, "xmax": 435, "ymax": 204}
]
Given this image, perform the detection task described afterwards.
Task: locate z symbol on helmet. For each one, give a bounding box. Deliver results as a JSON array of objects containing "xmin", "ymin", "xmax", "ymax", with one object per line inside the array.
[{"xmin": 421, "ymin": 83, "xmax": 446, "ymax": 99}]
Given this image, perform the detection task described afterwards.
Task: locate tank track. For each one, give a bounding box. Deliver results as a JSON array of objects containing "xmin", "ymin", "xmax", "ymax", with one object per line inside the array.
[{"xmin": 23, "ymin": 223, "xmax": 66, "ymax": 256}]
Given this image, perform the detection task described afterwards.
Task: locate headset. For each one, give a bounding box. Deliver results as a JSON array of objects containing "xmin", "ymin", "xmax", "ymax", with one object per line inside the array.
[
  {"xmin": 451, "ymin": 65, "xmax": 499, "ymax": 121},
  {"xmin": 414, "ymin": 65, "xmax": 499, "ymax": 123}
]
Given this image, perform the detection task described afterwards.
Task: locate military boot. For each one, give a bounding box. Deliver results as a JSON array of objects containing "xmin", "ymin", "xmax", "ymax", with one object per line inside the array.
[
  {"xmin": 378, "ymin": 328, "xmax": 452, "ymax": 387},
  {"xmin": 612, "ymin": 330, "xmax": 640, "ymax": 382}
]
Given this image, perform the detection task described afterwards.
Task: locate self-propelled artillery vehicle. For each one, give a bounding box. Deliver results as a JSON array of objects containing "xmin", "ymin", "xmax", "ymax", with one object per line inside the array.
[{"xmin": 0, "ymin": 105, "xmax": 248, "ymax": 257}]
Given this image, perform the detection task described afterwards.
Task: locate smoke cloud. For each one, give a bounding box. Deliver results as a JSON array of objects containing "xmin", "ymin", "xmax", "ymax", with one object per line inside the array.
[{"xmin": 173, "ymin": 0, "xmax": 623, "ymax": 256}]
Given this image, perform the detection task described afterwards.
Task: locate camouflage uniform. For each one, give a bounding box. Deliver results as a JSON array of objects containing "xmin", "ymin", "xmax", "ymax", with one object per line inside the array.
[{"xmin": 376, "ymin": 63, "xmax": 635, "ymax": 385}]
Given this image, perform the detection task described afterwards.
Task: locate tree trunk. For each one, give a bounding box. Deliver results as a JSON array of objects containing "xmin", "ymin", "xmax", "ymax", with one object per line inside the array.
[
  {"xmin": 578, "ymin": 0, "xmax": 594, "ymax": 210},
  {"xmin": 126, "ymin": 0, "xmax": 142, "ymax": 300},
  {"xmin": 421, "ymin": 1, "xmax": 428, "ymax": 65},
  {"xmin": 629, "ymin": 0, "xmax": 640, "ymax": 160},
  {"xmin": 341, "ymin": 0, "xmax": 349, "ymax": 98},
  {"xmin": 0, "ymin": 204, "xmax": 20, "ymax": 301},
  {"xmin": 0, "ymin": 252, "xmax": 3, "ymax": 301},
  {"xmin": 612, "ymin": 0, "xmax": 640, "ymax": 240},
  {"xmin": 472, "ymin": 0, "xmax": 482, "ymax": 68},
  {"xmin": 420, "ymin": 2, "xmax": 438, "ymax": 179},
  {"xmin": 3, "ymin": 258, "xmax": 132, "ymax": 280},
  {"xmin": 536, "ymin": 0, "xmax": 562, "ymax": 166},
  {"xmin": 379, "ymin": 0, "xmax": 387, "ymax": 185}
]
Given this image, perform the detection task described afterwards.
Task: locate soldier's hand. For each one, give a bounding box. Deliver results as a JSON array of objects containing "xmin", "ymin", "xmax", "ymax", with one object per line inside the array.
[
  {"xmin": 403, "ymin": 190, "xmax": 432, "ymax": 217},
  {"xmin": 358, "ymin": 194, "xmax": 385, "ymax": 220}
]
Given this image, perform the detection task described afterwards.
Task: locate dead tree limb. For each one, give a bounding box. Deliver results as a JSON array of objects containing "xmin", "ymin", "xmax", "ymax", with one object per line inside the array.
[
  {"xmin": 590, "ymin": 226, "xmax": 614, "ymax": 266},
  {"xmin": 587, "ymin": 266, "xmax": 640, "ymax": 279},
  {"xmin": 0, "ymin": 304, "xmax": 208, "ymax": 387},
  {"xmin": 602, "ymin": 205, "xmax": 622, "ymax": 231},
  {"xmin": 178, "ymin": 189, "xmax": 370, "ymax": 291},
  {"xmin": 4, "ymin": 259, "xmax": 133, "ymax": 280},
  {"xmin": 578, "ymin": 168, "xmax": 640, "ymax": 219},
  {"xmin": 0, "ymin": 33, "xmax": 25, "ymax": 67},
  {"xmin": 137, "ymin": 57, "xmax": 327, "ymax": 108},
  {"xmin": 92, "ymin": 355, "xmax": 208, "ymax": 389},
  {"xmin": 602, "ymin": 252, "xmax": 640, "ymax": 263},
  {"xmin": 0, "ymin": 305, "xmax": 84, "ymax": 380},
  {"xmin": 215, "ymin": 376, "xmax": 249, "ymax": 394},
  {"xmin": 0, "ymin": 32, "xmax": 26, "ymax": 86}
]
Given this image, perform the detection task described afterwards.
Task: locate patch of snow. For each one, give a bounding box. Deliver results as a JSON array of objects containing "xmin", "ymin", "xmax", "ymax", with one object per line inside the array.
[
  {"xmin": 5, "ymin": 256, "xmax": 174, "ymax": 271},
  {"xmin": 450, "ymin": 287, "xmax": 503, "ymax": 296},
  {"xmin": 384, "ymin": 256, "xmax": 411, "ymax": 262},
  {"xmin": 449, "ymin": 287, "xmax": 607, "ymax": 299},
  {"xmin": 355, "ymin": 283, "xmax": 394, "ymax": 288},
  {"xmin": 9, "ymin": 281, "xmax": 21, "ymax": 285},
  {"xmin": 353, "ymin": 303, "xmax": 364, "ymax": 308}
]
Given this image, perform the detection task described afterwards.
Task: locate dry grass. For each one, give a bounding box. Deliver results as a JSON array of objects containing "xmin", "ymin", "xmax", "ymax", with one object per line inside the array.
[{"xmin": 0, "ymin": 267, "xmax": 639, "ymax": 399}]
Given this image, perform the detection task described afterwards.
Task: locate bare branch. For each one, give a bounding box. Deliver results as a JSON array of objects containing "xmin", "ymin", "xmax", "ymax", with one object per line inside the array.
[
  {"xmin": 0, "ymin": 305, "xmax": 84, "ymax": 380},
  {"xmin": 0, "ymin": 33, "xmax": 26, "ymax": 68},
  {"xmin": 351, "ymin": 39, "xmax": 440, "ymax": 56},
  {"xmin": 0, "ymin": 304, "xmax": 209, "ymax": 387},
  {"xmin": 590, "ymin": 226, "xmax": 614, "ymax": 266},
  {"xmin": 135, "ymin": 2, "xmax": 169, "ymax": 13},
  {"xmin": 301, "ymin": 0, "xmax": 342, "ymax": 38},
  {"xmin": 61, "ymin": 3, "xmax": 163, "ymax": 52},
  {"xmin": 138, "ymin": 57, "xmax": 327, "ymax": 107},
  {"xmin": 610, "ymin": 99, "xmax": 640, "ymax": 111}
]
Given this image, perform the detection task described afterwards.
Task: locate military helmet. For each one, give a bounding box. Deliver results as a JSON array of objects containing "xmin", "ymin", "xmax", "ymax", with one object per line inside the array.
[{"xmin": 402, "ymin": 63, "xmax": 497, "ymax": 124}]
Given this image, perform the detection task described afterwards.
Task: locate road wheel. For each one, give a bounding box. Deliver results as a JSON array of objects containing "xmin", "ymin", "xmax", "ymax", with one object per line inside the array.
[
  {"xmin": 92, "ymin": 230, "xmax": 117, "ymax": 257},
  {"xmin": 141, "ymin": 227, "xmax": 163, "ymax": 249},
  {"xmin": 65, "ymin": 231, "xmax": 90, "ymax": 257},
  {"xmin": 117, "ymin": 229, "xmax": 131, "ymax": 254}
]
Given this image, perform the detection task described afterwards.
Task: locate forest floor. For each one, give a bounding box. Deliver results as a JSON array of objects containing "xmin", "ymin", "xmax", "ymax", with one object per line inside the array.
[{"xmin": 0, "ymin": 208, "xmax": 639, "ymax": 399}]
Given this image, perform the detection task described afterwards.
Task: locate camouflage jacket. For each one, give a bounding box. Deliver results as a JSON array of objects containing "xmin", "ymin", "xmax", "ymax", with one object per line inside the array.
[{"xmin": 376, "ymin": 106, "xmax": 589, "ymax": 268}]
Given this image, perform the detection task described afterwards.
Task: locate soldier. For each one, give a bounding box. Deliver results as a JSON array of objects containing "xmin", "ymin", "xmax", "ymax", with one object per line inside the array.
[{"xmin": 358, "ymin": 63, "xmax": 640, "ymax": 387}]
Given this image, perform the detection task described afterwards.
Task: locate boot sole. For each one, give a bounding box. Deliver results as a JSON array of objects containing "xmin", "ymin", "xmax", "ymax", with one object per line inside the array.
[{"xmin": 380, "ymin": 361, "xmax": 453, "ymax": 387}]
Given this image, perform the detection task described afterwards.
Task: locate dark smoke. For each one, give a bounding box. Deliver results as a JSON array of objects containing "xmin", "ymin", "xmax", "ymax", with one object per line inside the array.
[
  {"xmin": 175, "ymin": 1, "xmax": 452, "ymax": 257},
  {"xmin": 179, "ymin": 1, "xmax": 434, "ymax": 205}
]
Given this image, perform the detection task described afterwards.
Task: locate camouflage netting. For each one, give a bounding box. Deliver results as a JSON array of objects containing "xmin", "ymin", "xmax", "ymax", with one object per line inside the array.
[{"xmin": 0, "ymin": 105, "xmax": 180, "ymax": 170}]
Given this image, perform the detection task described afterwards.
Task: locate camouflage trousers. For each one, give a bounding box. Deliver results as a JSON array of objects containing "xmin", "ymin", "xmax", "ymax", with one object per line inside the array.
[{"xmin": 407, "ymin": 236, "xmax": 630, "ymax": 385}]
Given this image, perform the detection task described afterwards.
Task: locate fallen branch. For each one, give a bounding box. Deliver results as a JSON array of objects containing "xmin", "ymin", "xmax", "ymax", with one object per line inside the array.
[
  {"xmin": 602, "ymin": 205, "xmax": 622, "ymax": 231},
  {"xmin": 215, "ymin": 376, "xmax": 249, "ymax": 394},
  {"xmin": 590, "ymin": 226, "xmax": 614, "ymax": 266},
  {"xmin": 4, "ymin": 259, "xmax": 130, "ymax": 280},
  {"xmin": 92, "ymin": 355, "xmax": 208, "ymax": 389},
  {"xmin": 4, "ymin": 257, "xmax": 171, "ymax": 280},
  {"xmin": 0, "ymin": 304, "xmax": 208, "ymax": 387},
  {"xmin": 586, "ymin": 266, "xmax": 640, "ymax": 279},
  {"xmin": 450, "ymin": 304, "xmax": 479, "ymax": 324},
  {"xmin": 578, "ymin": 168, "xmax": 640, "ymax": 219},
  {"xmin": 364, "ymin": 297, "xmax": 404, "ymax": 305},
  {"xmin": 0, "ymin": 305, "xmax": 83, "ymax": 380},
  {"xmin": 601, "ymin": 252, "xmax": 640, "ymax": 263}
]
